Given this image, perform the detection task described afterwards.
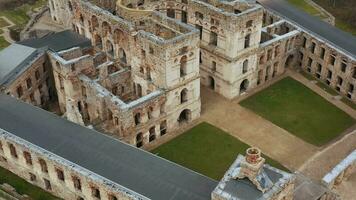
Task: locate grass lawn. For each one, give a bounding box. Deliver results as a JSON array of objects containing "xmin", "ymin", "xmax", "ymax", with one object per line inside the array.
[
  {"xmin": 240, "ymin": 77, "xmax": 355, "ymax": 146},
  {"xmin": 0, "ymin": 36, "xmax": 10, "ymax": 50},
  {"xmin": 151, "ymin": 122, "xmax": 288, "ymax": 180},
  {"xmin": 0, "ymin": 18, "xmax": 9, "ymax": 28},
  {"xmin": 287, "ymin": 0, "xmax": 323, "ymax": 17},
  {"xmin": 0, "ymin": 166, "xmax": 59, "ymax": 200},
  {"xmin": 0, "ymin": 0, "xmax": 47, "ymax": 28}
]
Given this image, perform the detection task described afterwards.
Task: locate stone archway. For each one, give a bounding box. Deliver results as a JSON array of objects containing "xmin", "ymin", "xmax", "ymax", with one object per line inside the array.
[
  {"xmin": 240, "ymin": 79, "xmax": 249, "ymax": 94},
  {"xmin": 178, "ymin": 109, "xmax": 191, "ymax": 124},
  {"xmin": 285, "ymin": 54, "xmax": 294, "ymax": 68}
]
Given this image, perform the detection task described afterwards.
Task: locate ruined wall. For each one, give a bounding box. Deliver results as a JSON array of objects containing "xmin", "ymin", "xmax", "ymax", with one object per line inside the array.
[
  {"xmin": 0, "ymin": 129, "xmax": 145, "ymax": 200},
  {"xmin": 2, "ymin": 53, "xmax": 55, "ymax": 109},
  {"xmin": 298, "ymin": 33, "xmax": 356, "ymax": 102}
]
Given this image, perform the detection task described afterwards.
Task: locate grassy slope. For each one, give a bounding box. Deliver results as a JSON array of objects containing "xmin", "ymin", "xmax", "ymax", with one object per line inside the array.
[
  {"xmin": 151, "ymin": 122, "xmax": 288, "ymax": 180},
  {"xmin": 287, "ymin": 0, "xmax": 356, "ymax": 35},
  {"xmin": 313, "ymin": 0, "xmax": 356, "ymax": 35},
  {"xmin": 240, "ymin": 77, "xmax": 355, "ymax": 146},
  {"xmin": 287, "ymin": 0, "xmax": 322, "ymax": 16},
  {"xmin": 0, "ymin": 36, "xmax": 9, "ymax": 50},
  {"xmin": 0, "ymin": 0, "xmax": 47, "ymax": 27},
  {"xmin": 0, "ymin": 166, "xmax": 59, "ymax": 200}
]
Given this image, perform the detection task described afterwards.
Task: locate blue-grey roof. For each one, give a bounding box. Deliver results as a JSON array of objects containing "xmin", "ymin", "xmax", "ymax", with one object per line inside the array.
[
  {"xmin": 0, "ymin": 44, "xmax": 41, "ymax": 86},
  {"xmin": 0, "ymin": 94, "xmax": 217, "ymax": 200},
  {"xmin": 258, "ymin": 0, "xmax": 356, "ymax": 59},
  {"xmin": 18, "ymin": 30, "xmax": 91, "ymax": 52}
]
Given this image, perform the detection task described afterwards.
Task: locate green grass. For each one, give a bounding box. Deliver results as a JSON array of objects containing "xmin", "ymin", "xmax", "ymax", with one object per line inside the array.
[
  {"xmin": 0, "ymin": 36, "xmax": 10, "ymax": 50},
  {"xmin": 0, "ymin": 166, "xmax": 60, "ymax": 200},
  {"xmin": 300, "ymin": 70, "xmax": 338, "ymax": 96},
  {"xmin": 335, "ymin": 19, "xmax": 356, "ymax": 36},
  {"xmin": 316, "ymin": 81, "xmax": 339, "ymax": 96},
  {"xmin": 151, "ymin": 122, "xmax": 288, "ymax": 180},
  {"xmin": 240, "ymin": 77, "xmax": 355, "ymax": 146},
  {"xmin": 0, "ymin": 0, "xmax": 47, "ymax": 28},
  {"xmin": 287, "ymin": 0, "xmax": 322, "ymax": 16},
  {"xmin": 341, "ymin": 98, "xmax": 356, "ymax": 110},
  {"xmin": 0, "ymin": 18, "xmax": 9, "ymax": 28},
  {"xmin": 313, "ymin": 0, "xmax": 356, "ymax": 36},
  {"xmin": 300, "ymin": 70, "xmax": 317, "ymax": 81}
]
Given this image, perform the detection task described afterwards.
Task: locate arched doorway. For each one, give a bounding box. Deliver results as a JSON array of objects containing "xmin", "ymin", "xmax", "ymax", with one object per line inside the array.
[
  {"xmin": 178, "ymin": 109, "xmax": 191, "ymax": 124},
  {"xmin": 208, "ymin": 76, "xmax": 215, "ymax": 90},
  {"xmin": 285, "ymin": 54, "xmax": 294, "ymax": 68},
  {"xmin": 240, "ymin": 79, "xmax": 249, "ymax": 94}
]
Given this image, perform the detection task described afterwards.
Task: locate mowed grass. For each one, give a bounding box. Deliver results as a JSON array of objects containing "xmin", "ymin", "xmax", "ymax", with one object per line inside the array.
[
  {"xmin": 0, "ymin": 36, "xmax": 9, "ymax": 50},
  {"xmin": 240, "ymin": 77, "xmax": 355, "ymax": 146},
  {"xmin": 0, "ymin": 166, "xmax": 60, "ymax": 200},
  {"xmin": 151, "ymin": 122, "xmax": 288, "ymax": 180}
]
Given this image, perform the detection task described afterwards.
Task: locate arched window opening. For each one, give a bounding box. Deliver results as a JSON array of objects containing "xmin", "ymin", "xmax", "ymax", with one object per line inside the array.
[
  {"xmin": 243, "ymin": 59, "xmax": 248, "ymax": 74},
  {"xmin": 136, "ymin": 133, "xmax": 143, "ymax": 147},
  {"xmin": 180, "ymin": 55, "xmax": 187, "ymax": 77},
  {"xmin": 180, "ymin": 88, "xmax": 188, "ymax": 104},
  {"xmin": 134, "ymin": 113, "xmax": 141, "ymax": 125},
  {"xmin": 240, "ymin": 79, "xmax": 249, "ymax": 94},
  {"xmin": 178, "ymin": 109, "xmax": 191, "ymax": 123},
  {"xmin": 149, "ymin": 127, "xmax": 156, "ymax": 142}
]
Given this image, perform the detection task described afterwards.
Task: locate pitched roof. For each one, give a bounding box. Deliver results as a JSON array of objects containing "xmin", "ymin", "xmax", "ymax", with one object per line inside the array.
[
  {"xmin": 18, "ymin": 30, "xmax": 91, "ymax": 52},
  {"xmin": 0, "ymin": 94, "xmax": 217, "ymax": 200},
  {"xmin": 0, "ymin": 44, "xmax": 40, "ymax": 86},
  {"xmin": 258, "ymin": 0, "xmax": 356, "ymax": 59}
]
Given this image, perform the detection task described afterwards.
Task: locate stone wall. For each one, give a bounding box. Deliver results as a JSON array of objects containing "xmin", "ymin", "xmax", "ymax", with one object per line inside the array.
[
  {"xmin": 0, "ymin": 128, "xmax": 146, "ymax": 200},
  {"xmin": 1, "ymin": 52, "xmax": 56, "ymax": 109},
  {"xmin": 322, "ymin": 150, "xmax": 356, "ymax": 189}
]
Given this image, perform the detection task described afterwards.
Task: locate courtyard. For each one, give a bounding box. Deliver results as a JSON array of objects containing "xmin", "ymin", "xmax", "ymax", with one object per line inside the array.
[
  {"xmin": 151, "ymin": 122, "xmax": 287, "ymax": 180},
  {"xmin": 240, "ymin": 77, "xmax": 355, "ymax": 146}
]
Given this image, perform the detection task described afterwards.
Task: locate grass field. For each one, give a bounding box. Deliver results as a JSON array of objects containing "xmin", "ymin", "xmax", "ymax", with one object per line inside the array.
[
  {"xmin": 313, "ymin": 0, "xmax": 356, "ymax": 35},
  {"xmin": 0, "ymin": 36, "xmax": 9, "ymax": 50},
  {"xmin": 0, "ymin": 0, "xmax": 47, "ymax": 28},
  {"xmin": 0, "ymin": 166, "xmax": 59, "ymax": 200},
  {"xmin": 0, "ymin": 18, "xmax": 9, "ymax": 28},
  {"xmin": 287, "ymin": 0, "xmax": 323, "ymax": 17},
  {"xmin": 151, "ymin": 122, "xmax": 287, "ymax": 180},
  {"xmin": 240, "ymin": 77, "xmax": 355, "ymax": 146}
]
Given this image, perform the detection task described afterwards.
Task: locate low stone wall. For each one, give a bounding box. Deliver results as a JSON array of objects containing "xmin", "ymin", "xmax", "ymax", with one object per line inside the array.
[
  {"xmin": 322, "ymin": 150, "xmax": 356, "ymax": 188},
  {"xmin": 305, "ymin": 0, "xmax": 335, "ymax": 25}
]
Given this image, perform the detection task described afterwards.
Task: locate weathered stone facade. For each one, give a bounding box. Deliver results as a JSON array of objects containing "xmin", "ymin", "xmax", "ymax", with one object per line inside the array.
[
  {"xmin": 48, "ymin": 0, "xmax": 356, "ymax": 101},
  {"xmin": 0, "ymin": 49, "xmax": 55, "ymax": 109},
  {"xmin": 0, "ymin": 128, "xmax": 146, "ymax": 200},
  {"xmin": 47, "ymin": 0, "xmax": 201, "ymax": 148}
]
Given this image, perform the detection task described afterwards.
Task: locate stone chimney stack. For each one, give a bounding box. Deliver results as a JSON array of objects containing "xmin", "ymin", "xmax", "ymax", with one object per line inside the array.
[
  {"xmin": 246, "ymin": 147, "xmax": 263, "ymax": 165},
  {"xmin": 232, "ymin": 147, "xmax": 273, "ymax": 192}
]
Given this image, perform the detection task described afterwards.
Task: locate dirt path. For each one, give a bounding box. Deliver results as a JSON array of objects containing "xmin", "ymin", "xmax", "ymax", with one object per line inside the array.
[
  {"xmin": 299, "ymin": 130, "xmax": 356, "ymax": 180},
  {"xmin": 0, "ymin": 16, "xmax": 15, "ymax": 43}
]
